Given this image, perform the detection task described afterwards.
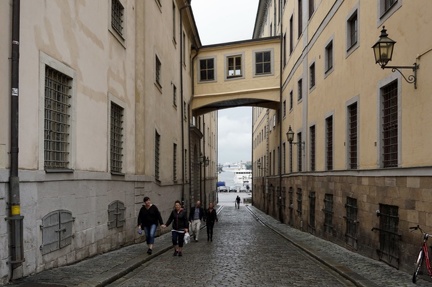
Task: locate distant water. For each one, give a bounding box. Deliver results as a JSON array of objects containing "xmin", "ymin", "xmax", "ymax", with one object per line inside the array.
[{"xmin": 218, "ymin": 171, "xmax": 235, "ymax": 187}]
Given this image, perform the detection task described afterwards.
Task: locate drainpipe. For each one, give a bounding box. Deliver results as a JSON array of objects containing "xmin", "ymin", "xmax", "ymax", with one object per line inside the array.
[
  {"xmin": 179, "ymin": 2, "xmax": 192, "ymax": 208},
  {"xmin": 9, "ymin": 0, "xmax": 24, "ymax": 276}
]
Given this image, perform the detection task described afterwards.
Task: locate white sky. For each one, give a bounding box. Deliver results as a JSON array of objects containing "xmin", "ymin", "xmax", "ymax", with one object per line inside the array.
[{"xmin": 191, "ymin": 0, "xmax": 260, "ymax": 164}]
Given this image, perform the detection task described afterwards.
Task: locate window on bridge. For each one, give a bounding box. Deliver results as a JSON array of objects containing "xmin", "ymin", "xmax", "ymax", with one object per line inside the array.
[{"xmin": 227, "ymin": 55, "xmax": 242, "ymax": 78}]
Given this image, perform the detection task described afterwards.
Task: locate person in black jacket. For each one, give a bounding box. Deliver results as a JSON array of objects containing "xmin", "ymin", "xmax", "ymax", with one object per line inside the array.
[
  {"xmin": 137, "ymin": 196, "xmax": 164, "ymax": 255},
  {"xmin": 189, "ymin": 200, "xmax": 205, "ymax": 242},
  {"xmin": 205, "ymin": 202, "xmax": 218, "ymax": 242},
  {"xmin": 162, "ymin": 200, "xmax": 189, "ymax": 256}
]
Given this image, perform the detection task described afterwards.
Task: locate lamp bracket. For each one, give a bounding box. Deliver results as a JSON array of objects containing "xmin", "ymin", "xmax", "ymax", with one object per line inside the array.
[{"xmin": 382, "ymin": 63, "xmax": 419, "ymax": 89}]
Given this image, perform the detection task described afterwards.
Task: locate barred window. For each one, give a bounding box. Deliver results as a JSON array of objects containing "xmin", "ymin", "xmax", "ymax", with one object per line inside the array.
[
  {"xmin": 290, "ymin": 90, "xmax": 293, "ymax": 110},
  {"xmin": 283, "ymin": 100, "xmax": 286, "ymax": 118},
  {"xmin": 107, "ymin": 200, "xmax": 126, "ymax": 229},
  {"xmin": 255, "ymin": 51, "xmax": 272, "ymax": 75},
  {"xmin": 298, "ymin": 0, "xmax": 303, "ymax": 38},
  {"xmin": 173, "ymin": 143, "xmax": 177, "ymax": 182},
  {"xmin": 325, "ymin": 41, "xmax": 333, "ymax": 72},
  {"xmin": 289, "ymin": 143, "xmax": 293, "ymax": 173},
  {"xmin": 347, "ymin": 11, "xmax": 358, "ymax": 50},
  {"xmin": 377, "ymin": 204, "xmax": 401, "ymax": 266},
  {"xmin": 155, "ymin": 56, "xmax": 162, "ymax": 87},
  {"xmin": 298, "ymin": 79, "xmax": 303, "ymax": 101},
  {"xmin": 227, "ymin": 55, "xmax": 242, "ymax": 78},
  {"xmin": 309, "ymin": 63, "xmax": 315, "ymax": 89},
  {"xmin": 297, "ymin": 132, "xmax": 302, "ymax": 172},
  {"xmin": 382, "ymin": 81, "xmax": 398, "ymax": 168},
  {"xmin": 111, "ymin": 0, "xmax": 124, "ymax": 37},
  {"xmin": 155, "ymin": 131, "xmax": 160, "ymax": 181},
  {"xmin": 345, "ymin": 197, "xmax": 358, "ymax": 248},
  {"xmin": 173, "ymin": 84, "xmax": 177, "ymax": 107},
  {"xmin": 41, "ymin": 210, "xmax": 74, "ymax": 255},
  {"xmin": 110, "ymin": 102, "xmax": 124, "ymax": 174},
  {"xmin": 44, "ymin": 66, "xmax": 72, "ymax": 170},
  {"xmin": 296, "ymin": 188, "xmax": 302, "ymax": 215},
  {"xmin": 323, "ymin": 193, "xmax": 333, "ymax": 233},
  {"xmin": 348, "ymin": 103, "xmax": 358, "ymax": 169},
  {"xmin": 309, "ymin": 191, "xmax": 316, "ymax": 229},
  {"xmin": 326, "ymin": 116, "xmax": 333, "ymax": 170},
  {"xmin": 310, "ymin": 125, "xmax": 315, "ymax": 171},
  {"xmin": 289, "ymin": 187, "xmax": 294, "ymax": 225},
  {"xmin": 199, "ymin": 58, "xmax": 215, "ymax": 81}
]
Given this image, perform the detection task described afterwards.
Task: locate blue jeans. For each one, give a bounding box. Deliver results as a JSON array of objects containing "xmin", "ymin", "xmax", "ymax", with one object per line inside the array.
[
  {"xmin": 143, "ymin": 224, "xmax": 157, "ymax": 245},
  {"xmin": 171, "ymin": 230, "xmax": 185, "ymax": 247}
]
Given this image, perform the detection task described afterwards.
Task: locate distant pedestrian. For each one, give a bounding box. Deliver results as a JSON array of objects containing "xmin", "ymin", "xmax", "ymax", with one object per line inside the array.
[
  {"xmin": 205, "ymin": 202, "xmax": 218, "ymax": 242},
  {"xmin": 137, "ymin": 196, "xmax": 164, "ymax": 255},
  {"xmin": 236, "ymin": 195, "xmax": 241, "ymax": 209},
  {"xmin": 162, "ymin": 200, "xmax": 189, "ymax": 257},
  {"xmin": 189, "ymin": 200, "xmax": 204, "ymax": 242}
]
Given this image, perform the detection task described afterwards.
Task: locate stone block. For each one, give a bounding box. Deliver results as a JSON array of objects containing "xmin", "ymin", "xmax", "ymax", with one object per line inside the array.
[
  {"xmin": 407, "ymin": 177, "xmax": 420, "ymax": 188},
  {"xmin": 384, "ymin": 177, "xmax": 396, "ymax": 187},
  {"xmin": 420, "ymin": 177, "xmax": 432, "ymax": 189}
]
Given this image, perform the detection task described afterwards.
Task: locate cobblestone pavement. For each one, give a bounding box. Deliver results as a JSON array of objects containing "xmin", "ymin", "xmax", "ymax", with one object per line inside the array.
[{"xmin": 5, "ymin": 204, "xmax": 432, "ymax": 287}]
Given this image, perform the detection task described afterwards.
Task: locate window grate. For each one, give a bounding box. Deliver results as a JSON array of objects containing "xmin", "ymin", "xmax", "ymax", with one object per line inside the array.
[
  {"xmin": 298, "ymin": 0, "xmax": 303, "ymax": 38},
  {"xmin": 296, "ymin": 188, "xmax": 302, "ymax": 215},
  {"xmin": 155, "ymin": 56, "xmax": 162, "ymax": 87},
  {"xmin": 323, "ymin": 194, "xmax": 333, "ymax": 233},
  {"xmin": 309, "ymin": 191, "xmax": 316, "ymax": 229},
  {"xmin": 298, "ymin": 79, "xmax": 303, "ymax": 101},
  {"xmin": 200, "ymin": 58, "xmax": 215, "ymax": 81},
  {"xmin": 289, "ymin": 187, "xmax": 294, "ymax": 225},
  {"xmin": 326, "ymin": 116, "xmax": 333, "ymax": 170},
  {"xmin": 310, "ymin": 126, "xmax": 315, "ymax": 171},
  {"xmin": 374, "ymin": 204, "xmax": 401, "ymax": 267},
  {"xmin": 348, "ymin": 11, "xmax": 358, "ymax": 49},
  {"xmin": 309, "ymin": 63, "xmax": 315, "ymax": 89},
  {"xmin": 345, "ymin": 197, "xmax": 358, "ymax": 248},
  {"xmin": 297, "ymin": 132, "xmax": 302, "ymax": 172},
  {"xmin": 289, "ymin": 90, "xmax": 293, "ymax": 110},
  {"xmin": 44, "ymin": 66, "xmax": 71, "ymax": 169},
  {"xmin": 155, "ymin": 131, "xmax": 160, "ymax": 181},
  {"xmin": 110, "ymin": 102, "xmax": 123, "ymax": 173},
  {"xmin": 325, "ymin": 41, "xmax": 333, "ymax": 72},
  {"xmin": 255, "ymin": 51, "xmax": 271, "ymax": 75},
  {"xmin": 111, "ymin": 0, "xmax": 124, "ymax": 37},
  {"xmin": 382, "ymin": 81, "xmax": 398, "ymax": 168},
  {"xmin": 348, "ymin": 103, "xmax": 358, "ymax": 169}
]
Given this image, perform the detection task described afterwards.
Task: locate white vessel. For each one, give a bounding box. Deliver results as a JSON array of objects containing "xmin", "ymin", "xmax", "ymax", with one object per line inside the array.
[{"xmin": 232, "ymin": 169, "xmax": 252, "ymax": 187}]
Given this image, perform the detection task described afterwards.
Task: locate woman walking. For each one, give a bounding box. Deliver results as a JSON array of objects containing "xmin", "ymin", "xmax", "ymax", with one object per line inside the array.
[
  {"xmin": 205, "ymin": 202, "xmax": 218, "ymax": 242},
  {"xmin": 137, "ymin": 196, "xmax": 164, "ymax": 255},
  {"xmin": 162, "ymin": 200, "xmax": 189, "ymax": 256}
]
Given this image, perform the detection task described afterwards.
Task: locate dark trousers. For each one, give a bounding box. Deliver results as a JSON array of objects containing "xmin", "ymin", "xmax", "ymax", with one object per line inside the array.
[
  {"xmin": 206, "ymin": 222, "xmax": 215, "ymax": 240},
  {"xmin": 171, "ymin": 230, "xmax": 185, "ymax": 247}
]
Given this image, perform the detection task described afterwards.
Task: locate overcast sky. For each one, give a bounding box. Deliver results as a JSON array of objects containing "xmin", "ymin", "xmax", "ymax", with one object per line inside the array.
[{"xmin": 191, "ymin": 0, "xmax": 260, "ymax": 165}]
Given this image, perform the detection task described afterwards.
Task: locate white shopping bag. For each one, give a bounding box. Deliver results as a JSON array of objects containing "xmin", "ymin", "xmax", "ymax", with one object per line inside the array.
[{"xmin": 184, "ymin": 232, "xmax": 191, "ymax": 244}]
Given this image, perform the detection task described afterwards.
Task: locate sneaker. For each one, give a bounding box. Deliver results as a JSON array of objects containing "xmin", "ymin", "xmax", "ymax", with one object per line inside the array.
[
  {"xmin": 147, "ymin": 248, "xmax": 152, "ymax": 255},
  {"xmin": 178, "ymin": 251, "xmax": 182, "ymax": 257},
  {"xmin": 173, "ymin": 250, "xmax": 178, "ymax": 256}
]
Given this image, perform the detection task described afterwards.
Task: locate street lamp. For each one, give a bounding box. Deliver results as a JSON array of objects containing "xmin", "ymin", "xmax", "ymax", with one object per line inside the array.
[
  {"xmin": 372, "ymin": 26, "xmax": 419, "ymax": 89},
  {"xmin": 286, "ymin": 126, "xmax": 305, "ymax": 150},
  {"xmin": 200, "ymin": 156, "xmax": 209, "ymax": 167}
]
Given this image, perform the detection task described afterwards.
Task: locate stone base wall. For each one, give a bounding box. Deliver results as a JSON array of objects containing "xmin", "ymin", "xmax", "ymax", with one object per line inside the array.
[{"xmin": 253, "ymin": 174, "xmax": 432, "ymax": 275}]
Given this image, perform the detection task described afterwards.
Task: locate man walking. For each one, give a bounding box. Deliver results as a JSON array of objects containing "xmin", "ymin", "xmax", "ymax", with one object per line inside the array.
[
  {"xmin": 189, "ymin": 200, "xmax": 204, "ymax": 242},
  {"xmin": 236, "ymin": 195, "xmax": 241, "ymax": 209}
]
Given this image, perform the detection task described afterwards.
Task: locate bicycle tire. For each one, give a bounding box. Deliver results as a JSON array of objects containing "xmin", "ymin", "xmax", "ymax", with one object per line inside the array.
[{"xmin": 413, "ymin": 249, "xmax": 424, "ymax": 284}]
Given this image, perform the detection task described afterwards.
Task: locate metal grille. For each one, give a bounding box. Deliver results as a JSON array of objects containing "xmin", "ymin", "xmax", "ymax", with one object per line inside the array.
[
  {"xmin": 289, "ymin": 187, "xmax": 294, "ymax": 225},
  {"xmin": 255, "ymin": 51, "xmax": 271, "ymax": 75},
  {"xmin": 309, "ymin": 191, "xmax": 316, "ymax": 229},
  {"xmin": 348, "ymin": 12, "xmax": 358, "ymax": 48},
  {"xmin": 227, "ymin": 55, "xmax": 242, "ymax": 78},
  {"xmin": 382, "ymin": 81, "xmax": 398, "ymax": 168},
  {"xmin": 155, "ymin": 131, "xmax": 160, "ymax": 181},
  {"xmin": 325, "ymin": 41, "xmax": 333, "ymax": 72},
  {"xmin": 173, "ymin": 143, "xmax": 177, "ymax": 181},
  {"xmin": 344, "ymin": 197, "xmax": 358, "ymax": 248},
  {"xmin": 296, "ymin": 188, "xmax": 302, "ymax": 215},
  {"xmin": 111, "ymin": 0, "xmax": 124, "ymax": 37},
  {"xmin": 298, "ymin": 79, "xmax": 302, "ymax": 101},
  {"xmin": 323, "ymin": 194, "xmax": 333, "ymax": 233},
  {"xmin": 310, "ymin": 125, "xmax": 315, "ymax": 171},
  {"xmin": 375, "ymin": 204, "xmax": 401, "ymax": 267},
  {"xmin": 326, "ymin": 116, "xmax": 333, "ymax": 170},
  {"xmin": 289, "ymin": 143, "xmax": 293, "ymax": 173},
  {"xmin": 283, "ymin": 142, "xmax": 286, "ymax": 174},
  {"xmin": 200, "ymin": 59, "xmax": 215, "ymax": 81},
  {"xmin": 309, "ymin": 63, "xmax": 315, "ymax": 88},
  {"xmin": 110, "ymin": 102, "xmax": 123, "ymax": 173},
  {"xmin": 298, "ymin": 0, "xmax": 302, "ymax": 38},
  {"xmin": 290, "ymin": 91, "xmax": 293, "ymax": 110},
  {"xmin": 297, "ymin": 132, "xmax": 302, "ymax": 171},
  {"xmin": 156, "ymin": 56, "xmax": 162, "ymax": 86},
  {"xmin": 173, "ymin": 85, "xmax": 177, "ymax": 106},
  {"xmin": 44, "ymin": 66, "xmax": 71, "ymax": 169},
  {"xmin": 348, "ymin": 103, "xmax": 358, "ymax": 169}
]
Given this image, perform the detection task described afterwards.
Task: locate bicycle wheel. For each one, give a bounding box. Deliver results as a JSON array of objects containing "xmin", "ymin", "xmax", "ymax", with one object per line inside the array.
[{"xmin": 413, "ymin": 249, "xmax": 424, "ymax": 283}]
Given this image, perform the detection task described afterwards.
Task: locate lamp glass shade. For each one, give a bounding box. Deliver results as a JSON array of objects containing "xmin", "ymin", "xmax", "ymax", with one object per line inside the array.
[
  {"xmin": 372, "ymin": 27, "xmax": 396, "ymax": 67},
  {"xmin": 286, "ymin": 126, "xmax": 294, "ymax": 143}
]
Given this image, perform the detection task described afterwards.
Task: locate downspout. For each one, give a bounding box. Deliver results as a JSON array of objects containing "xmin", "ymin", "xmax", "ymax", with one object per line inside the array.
[
  {"xmin": 9, "ymin": 0, "xmax": 24, "ymax": 277},
  {"xmin": 278, "ymin": 0, "xmax": 284, "ymax": 223}
]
